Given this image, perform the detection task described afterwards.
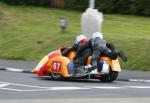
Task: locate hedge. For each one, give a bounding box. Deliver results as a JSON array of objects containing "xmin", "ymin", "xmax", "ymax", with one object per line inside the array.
[
  {"xmin": 64, "ymin": 0, "xmax": 150, "ymax": 16},
  {"xmin": 1, "ymin": 0, "xmax": 51, "ymax": 7},
  {"xmin": 1, "ymin": 0, "xmax": 150, "ymax": 16}
]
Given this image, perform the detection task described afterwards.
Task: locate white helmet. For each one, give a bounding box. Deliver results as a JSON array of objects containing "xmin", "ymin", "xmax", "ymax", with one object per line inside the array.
[
  {"xmin": 75, "ymin": 35, "xmax": 88, "ymax": 44},
  {"xmin": 92, "ymin": 32, "xmax": 103, "ymax": 39}
]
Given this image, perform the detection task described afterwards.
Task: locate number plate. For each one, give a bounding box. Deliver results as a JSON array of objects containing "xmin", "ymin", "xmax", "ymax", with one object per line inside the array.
[{"xmin": 52, "ymin": 61, "xmax": 61, "ymax": 72}]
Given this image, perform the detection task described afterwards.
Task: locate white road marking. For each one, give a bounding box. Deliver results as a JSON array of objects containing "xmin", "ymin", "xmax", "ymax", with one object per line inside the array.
[
  {"xmin": 0, "ymin": 67, "xmax": 31, "ymax": 73},
  {"xmin": 0, "ymin": 88, "xmax": 24, "ymax": 92},
  {"xmin": 129, "ymin": 79, "xmax": 150, "ymax": 83},
  {"xmin": 50, "ymin": 87, "xmax": 89, "ymax": 90},
  {"xmin": 6, "ymin": 68, "xmax": 24, "ymax": 72},
  {"xmin": 0, "ymin": 83, "xmax": 10, "ymax": 88},
  {"xmin": 11, "ymin": 87, "xmax": 89, "ymax": 92},
  {"xmin": 126, "ymin": 86, "xmax": 150, "ymax": 89},
  {"xmin": 88, "ymin": 86, "xmax": 122, "ymax": 89},
  {"xmin": 0, "ymin": 81, "xmax": 50, "ymax": 88},
  {"xmin": 0, "ymin": 81, "xmax": 150, "ymax": 92}
]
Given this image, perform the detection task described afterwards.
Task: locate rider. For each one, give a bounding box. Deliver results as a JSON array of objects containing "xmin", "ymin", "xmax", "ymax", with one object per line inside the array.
[
  {"xmin": 61, "ymin": 34, "xmax": 88, "ymax": 57},
  {"xmin": 73, "ymin": 32, "xmax": 128, "ymax": 74},
  {"xmin": 61, "ymin": 35, "xmax": 91, "ymax": 76}
]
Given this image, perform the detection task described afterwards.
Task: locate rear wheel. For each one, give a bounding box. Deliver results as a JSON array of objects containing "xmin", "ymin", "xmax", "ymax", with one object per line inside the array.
[{"xmin": 100, "ymin": 71, "xmax": 119, "ymax": 82}]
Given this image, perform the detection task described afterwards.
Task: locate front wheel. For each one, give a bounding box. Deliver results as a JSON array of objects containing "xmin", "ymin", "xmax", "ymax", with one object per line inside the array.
[{"xmin": 100, "ymin": 71, "xmax": 119, "ymax": 82}]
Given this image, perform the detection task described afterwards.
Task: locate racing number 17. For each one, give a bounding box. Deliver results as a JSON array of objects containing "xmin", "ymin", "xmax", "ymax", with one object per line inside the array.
[{"xmin": 52, "ymin": 62, "xmax": 61, "ymax": 72}]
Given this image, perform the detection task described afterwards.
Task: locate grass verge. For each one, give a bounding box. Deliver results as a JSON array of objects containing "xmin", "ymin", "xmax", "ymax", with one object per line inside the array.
[{"xmin": 0, "ymin": 2, "xmax": 150, "ymax": 70}]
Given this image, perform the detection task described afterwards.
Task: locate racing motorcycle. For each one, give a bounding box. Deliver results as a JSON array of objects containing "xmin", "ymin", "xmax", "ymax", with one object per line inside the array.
[{"xmin": 32, "ymin": 48, "xmax": 121, "ymax": 82}]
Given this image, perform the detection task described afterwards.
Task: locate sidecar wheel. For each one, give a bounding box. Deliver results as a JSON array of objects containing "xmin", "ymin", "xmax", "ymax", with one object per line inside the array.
[
  {"xmin": 100, "ymin": 71, "xmax": 119, "ymax": 82},
  {"xmin": 51, "ymin": 73, "xmax": 63, "ymax": 80}
]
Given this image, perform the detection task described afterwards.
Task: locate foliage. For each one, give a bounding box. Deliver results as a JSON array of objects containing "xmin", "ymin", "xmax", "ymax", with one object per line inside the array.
[
  {"xmin": 1, "ymin": 0, "xmax": 51, "ymax": 7},
  {"xmin": 1, "ymin": 0, "xmax": 150, "ymax": 16},
  {"xmin": 65, "ymin": 0, "xmax": 150, "ymax": 16}
]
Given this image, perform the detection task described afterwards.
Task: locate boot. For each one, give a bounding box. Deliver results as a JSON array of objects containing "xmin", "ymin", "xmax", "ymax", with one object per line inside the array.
[
  {"xmin": 75, "ymin": 66, "xmax": 85, "ymax": 77},
  {"xmin": 118, "ymin": 51, "xmax": 128, "ymax": 62}
]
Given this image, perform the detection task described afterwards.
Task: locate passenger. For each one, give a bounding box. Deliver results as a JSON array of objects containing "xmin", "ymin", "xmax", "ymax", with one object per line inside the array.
[
  {"xmin": 73, "ymin": 32, "xmax": 128, "ymax": 76},
  {"xmin": 62, "ymin": 34, "xmax": 88, "ymax": 57},
  {"xmin": 61, "ymin": 35, "xmax": 92, "ymax": 76}
]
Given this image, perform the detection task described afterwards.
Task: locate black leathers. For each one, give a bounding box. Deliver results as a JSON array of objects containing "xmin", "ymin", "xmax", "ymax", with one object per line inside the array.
[
  {"xmin": 62, "ymin": 38, "xmax": 118, "ymax": 71},
  {"xmin": 74, "ymin": 37, "xmax": 117, "ymax": 68}
]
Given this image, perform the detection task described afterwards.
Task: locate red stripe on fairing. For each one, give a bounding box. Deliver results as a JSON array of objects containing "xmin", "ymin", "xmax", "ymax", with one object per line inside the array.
[{"xmin": 38, "ymin": 61, "xmax": 50, "ymax": 76}]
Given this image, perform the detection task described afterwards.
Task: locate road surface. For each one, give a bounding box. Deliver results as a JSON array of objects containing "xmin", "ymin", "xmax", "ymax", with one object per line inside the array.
[{"xmin": 0, "ymin": 59, "xmax": 150, "ymax": 103}]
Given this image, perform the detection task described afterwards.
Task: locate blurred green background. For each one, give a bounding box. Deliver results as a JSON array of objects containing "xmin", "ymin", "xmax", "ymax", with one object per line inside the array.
[{"xmin": 0, "ymin": 1, "xmax": 150, "ymax": 70}]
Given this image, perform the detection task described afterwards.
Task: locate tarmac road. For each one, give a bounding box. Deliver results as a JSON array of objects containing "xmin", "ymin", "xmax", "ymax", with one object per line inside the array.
[{"xmin": 0, "ymin": 59, "xmax": 150, "ymax": 103}]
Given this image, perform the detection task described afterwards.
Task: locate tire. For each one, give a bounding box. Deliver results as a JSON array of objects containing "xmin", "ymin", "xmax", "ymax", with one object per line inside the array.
[
  {"xmin": 100, "ymin": 71, "xmax": 119, "ymax": 82},
  {"xmin": 51, "ymin": 73, "xmax": 64, "ymax": 80}
]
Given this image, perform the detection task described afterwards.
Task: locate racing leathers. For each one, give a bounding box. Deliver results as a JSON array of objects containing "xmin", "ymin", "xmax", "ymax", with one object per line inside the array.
[
  {"xmin": 61, "ymin": 42, "xmax": 91, "ymax": 76},
  {"xmin": 61, "ymin": 41, "xmax": 84, "ymax": 57},
  {"xmin": 74, "ymin": 37, "xmax": 127, "ymax": 73}
]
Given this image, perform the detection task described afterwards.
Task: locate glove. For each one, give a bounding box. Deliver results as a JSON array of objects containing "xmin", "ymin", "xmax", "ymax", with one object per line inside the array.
[{"xmin": 72, "ymin": 43, "xmax": 78, "ymax": 49}]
